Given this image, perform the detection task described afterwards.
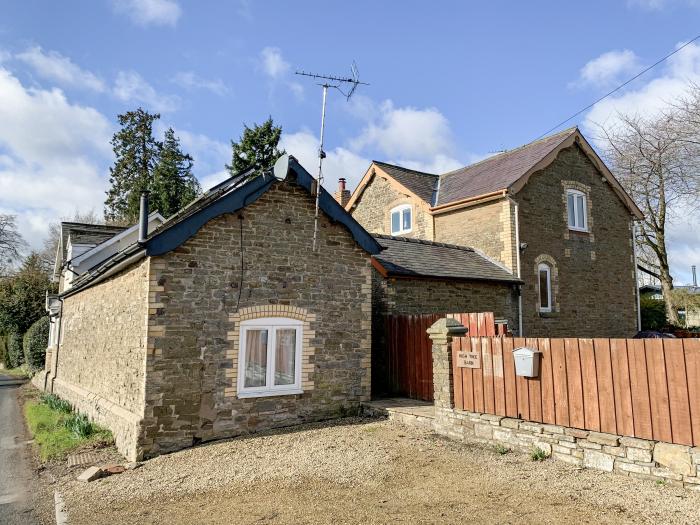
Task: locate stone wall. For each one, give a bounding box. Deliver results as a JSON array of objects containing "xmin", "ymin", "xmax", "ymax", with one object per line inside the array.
[
  {"xmin": 428, "ymin": 318, "xmax": 700, "ymax": 489},
  {"xmin": 47, "ymin": 259, "xmax": 150, "ymax": 460},
  {"xmin": 515, "ymin": 144, "xmax": 638, "ymax": 337},
  {"xmin": 433, "ymin": 198, "xmax": 516, "ymax": 272},
  {"xmin": 350, "ymin": 174, "xmax": 433, "ymax": 239},
  {"xmin": 140, "ymin": 181, "xmax": 373, "ymax": 457}
]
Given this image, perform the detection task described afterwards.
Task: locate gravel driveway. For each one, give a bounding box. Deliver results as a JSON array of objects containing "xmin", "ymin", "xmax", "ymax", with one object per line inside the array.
[{"xmin": 61, "ymin": 417, "xmax": 700, "ymax": 524}]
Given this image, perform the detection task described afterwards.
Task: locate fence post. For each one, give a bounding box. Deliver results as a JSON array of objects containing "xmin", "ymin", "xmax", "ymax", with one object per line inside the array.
[{"xmin": 427, "ymin": 318, "xmax": 468, "ymax": 412}]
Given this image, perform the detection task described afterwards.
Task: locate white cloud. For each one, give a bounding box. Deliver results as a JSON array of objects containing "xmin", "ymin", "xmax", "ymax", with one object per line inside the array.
[
  {"xmin": 259, "ymin": 47, "xmax": 290, "ymax": 79},
  {"xmin": 581, "ymin": 42, "xmax": 700, "ymax": 284},
  {"xmin": 16, "ymin": 46, "xmax": 106, "ymax": 92},
  {"xmin": 111, "ymin": 0, "xmax": 181, "ymax": 27},
  {"xmin": 281, "ymin": 129, "xmax": 370, "ymax": 192},
  {"xmin": 0, "ymin": 67, "xmax": 112, "ymax": 251},
  {"xmin": 350, "ymin": 99, "xmax": 456, "ymax": 160},
  {"xmin": 170, "ymin": 128, "xmax": 230, "ymax": 187},
  {"xmin": 576, "ymin": 49, "xmax": 641, "ymax": 88},
  {"xmin": 114, "ymin": 70, "xmax": 180, "ymax": 112},
  {"xmin": 172, "ymin": 71, "xmax": 228, "ymax": 95},
  {"xmin": 627, "ymin": 0, "xmax": 668, "ymax": 8}
]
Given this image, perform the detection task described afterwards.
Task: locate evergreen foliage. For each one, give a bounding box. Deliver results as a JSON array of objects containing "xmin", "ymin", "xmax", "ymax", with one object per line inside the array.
[
  {"xmin": 23, "ymin": 316, "xmax": 50, "ymax": 371},
  {"xmin": 152, "ymin": 128, "xmax": 200, "ymax": 217},
  {"xmin": 227, "ymin": 117, "xmax": 285, "ymax": 179},
  {"xmin": 105, "ymin": 108, "xmax": 162, "ymax": 224},
  {"xmin": 0, "ymin": 253, "xmax": 54, "ymax": 336},
  {"xmin": 6, "ymin": 331, "xmax": 23, "ymax": 368}
]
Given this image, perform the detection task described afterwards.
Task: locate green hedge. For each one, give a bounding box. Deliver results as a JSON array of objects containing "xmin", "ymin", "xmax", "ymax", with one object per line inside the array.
[
  {"xmin": 24, "ymin": 316, "xmax": 49, "ymax": 371},
  {"xmin": 640, "ymin": 297, "xmax": 667, "ymax": 331},
  {"xmin": 0, "ymin": 334, "xmax": 7, "ymax": 367},
  {"xmin": 6, "ymin": 331, "xmax": 24, "ymax": 369}
]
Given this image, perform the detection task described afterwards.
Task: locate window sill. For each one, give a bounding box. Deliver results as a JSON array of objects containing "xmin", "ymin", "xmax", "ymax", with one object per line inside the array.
[
  {"xmin": 237, "ymin": 388, "xmax": 304, "ymax": 399},
  {"xmin": 568, "ymin": 227, "xmax": 589, "ymax": 234},
  {"xmin": 538, "ymin": 311, "xmax": 558, "ymax": 318}
]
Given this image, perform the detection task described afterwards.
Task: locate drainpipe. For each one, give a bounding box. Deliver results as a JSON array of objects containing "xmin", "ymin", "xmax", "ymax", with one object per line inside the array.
[
  {"xmin": 632, "ymin": 222, "xmax": 642, "ymax": 331},
  {"xmin": 49, "ymin": 296, "xmax": 64, "ymax": 394},
  {"xmin": 510, "ymin": 197, "xmax": 524, "ymax": 337}
]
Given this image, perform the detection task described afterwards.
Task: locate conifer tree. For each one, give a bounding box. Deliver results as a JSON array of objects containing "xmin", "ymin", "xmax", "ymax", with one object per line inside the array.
[
  {"xmin": 104, "ymin": 108, "xmax": 162, "ymax": 224},
  {"xmin": 152, "ymin": 128, "xmax": 200, "ymax": 217},
  {"xmin": 227, "ymin": 117, "xmax": 285, "ymax": 179}
]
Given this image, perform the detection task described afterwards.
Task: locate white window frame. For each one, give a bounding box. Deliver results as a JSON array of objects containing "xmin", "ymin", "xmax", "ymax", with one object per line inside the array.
[
  {"xmin": 237, "ymin": 317, "xmax": 303, "ymax": 398},
  {"xmin": 566, "ymin": 189, "xmax": 588, "ymax": 232},
  {"xmin": 390, "ymin": 204, "xmax": 412, "ymax": 235},
  {"xmin": 538, "ymin": 263, "xmax": 552, "ymax": 313}
]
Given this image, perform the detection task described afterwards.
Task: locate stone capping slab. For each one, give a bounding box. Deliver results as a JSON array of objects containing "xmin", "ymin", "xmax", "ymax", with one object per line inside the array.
[{"xmin": 434, "ymin": 407, "xmax": 700, "ymax": 489}]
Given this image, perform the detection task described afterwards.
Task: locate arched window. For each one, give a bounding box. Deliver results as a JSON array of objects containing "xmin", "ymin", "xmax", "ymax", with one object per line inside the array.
[
  {"xmin": 538, "ymin": 263, "xmax": 552, "ymax": 313},
  {"xmin": 238, "ymin": 317, "xmax": 303, "ymax": 398},
  {"xmin": 390, "ymin": 204, "xmax": 412, "ymax": 235},
  {"xmin": 566, "ymin": 189, "xmax": 588, "ymax": 231}
]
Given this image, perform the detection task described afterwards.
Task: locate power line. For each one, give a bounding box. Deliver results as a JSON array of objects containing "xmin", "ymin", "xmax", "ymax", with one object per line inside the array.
[{"xmin": 536, "ymin": 34, "xmax": 700, "ymax": 140}]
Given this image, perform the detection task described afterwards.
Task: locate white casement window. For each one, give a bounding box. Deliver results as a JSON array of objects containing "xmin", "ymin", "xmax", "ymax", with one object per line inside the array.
[
  {"xmin": 390, "ymin": 204, "xmax": 412, "ymax": 235},
  {"xmin": 538, "ymin": 263, "xmax": 552, "ymax": 313},
  {"xmin": 238, "ymin": 317, "xmax": 303, "ymax": 398},
  {"xmin": 566, "ymin": 190, "xmax": 588, "ymax": 232}
]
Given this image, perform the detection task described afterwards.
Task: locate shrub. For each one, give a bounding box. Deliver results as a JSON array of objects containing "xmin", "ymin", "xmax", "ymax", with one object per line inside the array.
[
  {"xmin": 640, "ymin": 297, "xmax": 667, "ymax": 331},
  {"xmin": 6, "ymin": 331, "xmax": 24, "ymax": 369},
  {"xmin": 23, "ymin": 316, "xmax": 49, "ymax": 371},
  {"xmin": 0, "ymin": 333, "xmax": 7, "ymax": 367}
]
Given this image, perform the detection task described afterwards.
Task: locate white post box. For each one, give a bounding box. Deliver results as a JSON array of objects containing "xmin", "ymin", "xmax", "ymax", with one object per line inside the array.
[{"xmin": 512, "ymin": 347, "xmax": 540, "ymax": 378}]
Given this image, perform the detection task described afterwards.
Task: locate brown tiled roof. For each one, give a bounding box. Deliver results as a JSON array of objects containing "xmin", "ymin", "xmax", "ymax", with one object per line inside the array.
[
  {"xmin": 373, "ymin": 161, "xmax": 439, "ymax": 204},
  {"xmin": 372, "ymin": 234, "xmax": 520, "ymax": 283},
  {"xmin": 435, "ymin": 128, "xmax": 577, "ymax": 205}
]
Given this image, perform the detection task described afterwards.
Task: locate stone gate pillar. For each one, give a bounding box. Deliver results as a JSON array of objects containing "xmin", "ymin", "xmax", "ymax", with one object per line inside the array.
[{"xmin": 427, "ymin": 317, "xmax": 467, "ymax": 412}]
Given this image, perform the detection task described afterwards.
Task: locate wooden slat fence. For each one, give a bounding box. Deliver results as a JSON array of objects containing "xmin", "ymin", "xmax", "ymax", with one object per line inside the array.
[
  {"xmin": 451, "ymin": 328, "xmax": 700, "ymax": 446},
  {"xmin": 381, "ymin": 312, "xmax": 508, "ymax": 402}
]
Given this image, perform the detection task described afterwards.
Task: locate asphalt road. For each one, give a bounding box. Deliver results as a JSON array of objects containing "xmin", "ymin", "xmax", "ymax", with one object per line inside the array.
[{"xmin": 0, "ymin": 373, "xmax": 39, "ymax": 524}]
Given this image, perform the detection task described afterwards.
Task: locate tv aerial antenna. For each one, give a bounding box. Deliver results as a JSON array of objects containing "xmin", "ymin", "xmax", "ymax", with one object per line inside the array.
[{"xmin": 296, "ymin": 62, "xmax": 369, "ymax": 251}]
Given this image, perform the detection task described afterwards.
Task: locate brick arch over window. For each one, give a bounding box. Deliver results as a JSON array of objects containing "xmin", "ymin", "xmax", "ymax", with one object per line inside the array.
[
  {"xmin": 534, "ymin": 254, "xmax": 559, "ymax": 313},
  {"xmin": 224, "ymin": 305, "xmax": 317, "ymax": 399}
]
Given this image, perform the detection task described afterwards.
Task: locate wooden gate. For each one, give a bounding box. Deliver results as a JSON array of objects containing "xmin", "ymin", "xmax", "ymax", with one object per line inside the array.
[{"xmin": 378, "ymin": 312, "xmax": 505, "ymax": 402}]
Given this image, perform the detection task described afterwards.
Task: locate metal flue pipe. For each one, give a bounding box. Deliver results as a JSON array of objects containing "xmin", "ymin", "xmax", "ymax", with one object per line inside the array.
[{"xmin": 138, "ymin": 191, "xmax": 150, "ymax": 244}]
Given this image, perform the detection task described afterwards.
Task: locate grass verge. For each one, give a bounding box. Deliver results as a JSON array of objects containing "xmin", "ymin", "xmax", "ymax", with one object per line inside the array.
[
  {"xmin": 24, "ymin": 394, "xmax": 112, "ymax": 461},
  {"xmin": 0, "ymin": 366, "xmax": 29, "ymax": 378}
]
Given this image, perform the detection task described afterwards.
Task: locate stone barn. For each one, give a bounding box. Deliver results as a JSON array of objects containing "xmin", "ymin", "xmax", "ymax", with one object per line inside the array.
[{"xmin": 37, "ymin": 156, "xmax": 380, "ymax": 461}]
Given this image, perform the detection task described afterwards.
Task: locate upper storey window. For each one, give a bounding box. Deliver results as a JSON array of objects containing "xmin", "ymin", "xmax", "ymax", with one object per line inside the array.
[
  {"xmin": 390, "ymin": 204, "xmax": 412, "ymax": 235},
  {"xmin": 566, "ymin": 190, "xmax": 588, "ymax": 232}
]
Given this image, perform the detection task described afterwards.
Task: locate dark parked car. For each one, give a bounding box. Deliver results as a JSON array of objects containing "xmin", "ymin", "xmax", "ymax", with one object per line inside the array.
[{"xmin": 633, "ymin": 330, "xmax": 677, "ymax": 339}]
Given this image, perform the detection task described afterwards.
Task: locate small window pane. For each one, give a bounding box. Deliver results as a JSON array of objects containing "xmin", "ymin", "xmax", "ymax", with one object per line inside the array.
[
  {"xmin": 402, "ymin": 208, "xmax": 411, "ymax": 230},
  {"xmin": 274, "ymin": 328, "xmax": 296, "ymax": 386},
  {"xmin": 539, "ymin": 268, "xmax": 550, "ymax": 309},
  {"xmin": 244, "ymin": 329, "xmax": 268, "ymax": 388},
  {"xmin": 391, "ymin": 211, "xmax": 400, "ymax": 233},
  {"xmin": 567, "ymin": 194, "xmax": 575, "ymax": 227},
  {"xmin": 576, "ymin": 195, "xmax": 585, "ymax": 228}
]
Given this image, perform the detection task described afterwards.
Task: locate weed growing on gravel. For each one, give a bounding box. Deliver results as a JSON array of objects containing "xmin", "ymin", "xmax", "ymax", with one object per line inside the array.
[
  {"xmin": 530, "ymin": 447, "xmax": 549, "ymax": 461},
  {"xmin": 495, "ymin": 444, "xmax": 510, "ymax": 455}
]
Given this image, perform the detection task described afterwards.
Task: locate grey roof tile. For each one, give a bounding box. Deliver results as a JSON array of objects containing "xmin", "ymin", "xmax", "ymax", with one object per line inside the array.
[
  {"xmin": 373, "ymin": 161, "xmax": 439, "ymax": 204},
  {"xmin": 373, "ymin": 234, "xmax": 520, "ymax": 283}
]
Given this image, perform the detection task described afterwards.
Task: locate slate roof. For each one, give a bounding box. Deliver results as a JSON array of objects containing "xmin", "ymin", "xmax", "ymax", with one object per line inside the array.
[
  {"xmin": 60, "ymin": 223, "xmax": 127, "ymax": 260},
  {"xmin": 435, "ymin": 128, "xmax": 577, "ymax": 205},
  {"xmin": 372, "ymin": 234, "xmax": 520, "ymax": 283},
  {"xmin": 373, "ymin": 161, "xmax": 439, "ymax": 204},
  {"xmin": 63, "ymin": 157, "xmax": 382, "ymax": 297}
]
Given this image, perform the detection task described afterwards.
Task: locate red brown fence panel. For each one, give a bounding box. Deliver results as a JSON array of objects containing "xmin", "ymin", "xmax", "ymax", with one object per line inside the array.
[{"xmin": 452, "ymin": 336, "xmax": 700, "ymax": 447}]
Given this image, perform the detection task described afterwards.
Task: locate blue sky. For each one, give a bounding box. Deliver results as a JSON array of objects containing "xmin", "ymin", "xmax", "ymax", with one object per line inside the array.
[{"xmin": 0, "ymin": 0, "xmax": 698, "ymax": 283}]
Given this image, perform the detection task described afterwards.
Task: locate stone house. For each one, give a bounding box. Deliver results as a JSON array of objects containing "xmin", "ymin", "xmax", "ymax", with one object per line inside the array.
[
  {"xmin": 345, "ymin": 127, "xmax": 644, "ymax": 338},
  {"xmin": 37, "ymin": 156, "xmax": 380, "ymax": 460}
]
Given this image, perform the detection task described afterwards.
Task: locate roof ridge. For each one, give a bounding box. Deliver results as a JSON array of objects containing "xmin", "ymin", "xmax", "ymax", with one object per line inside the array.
[
  {"xmin": 372, "ymin": 233, "xmax": 475, "ymax": 252},
  {"xmin": 372, "ymin": 160, "xmax": 439, "ymax": 177},
  {"xmin": 439, "ymin": 126, "xmax": 578, "ymax": 180}
]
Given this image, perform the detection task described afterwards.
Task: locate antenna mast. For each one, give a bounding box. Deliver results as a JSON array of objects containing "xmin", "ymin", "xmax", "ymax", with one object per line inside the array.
[{"xmin": 296, "ymin": 63, "xmax": 369, "ymax": 251}]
